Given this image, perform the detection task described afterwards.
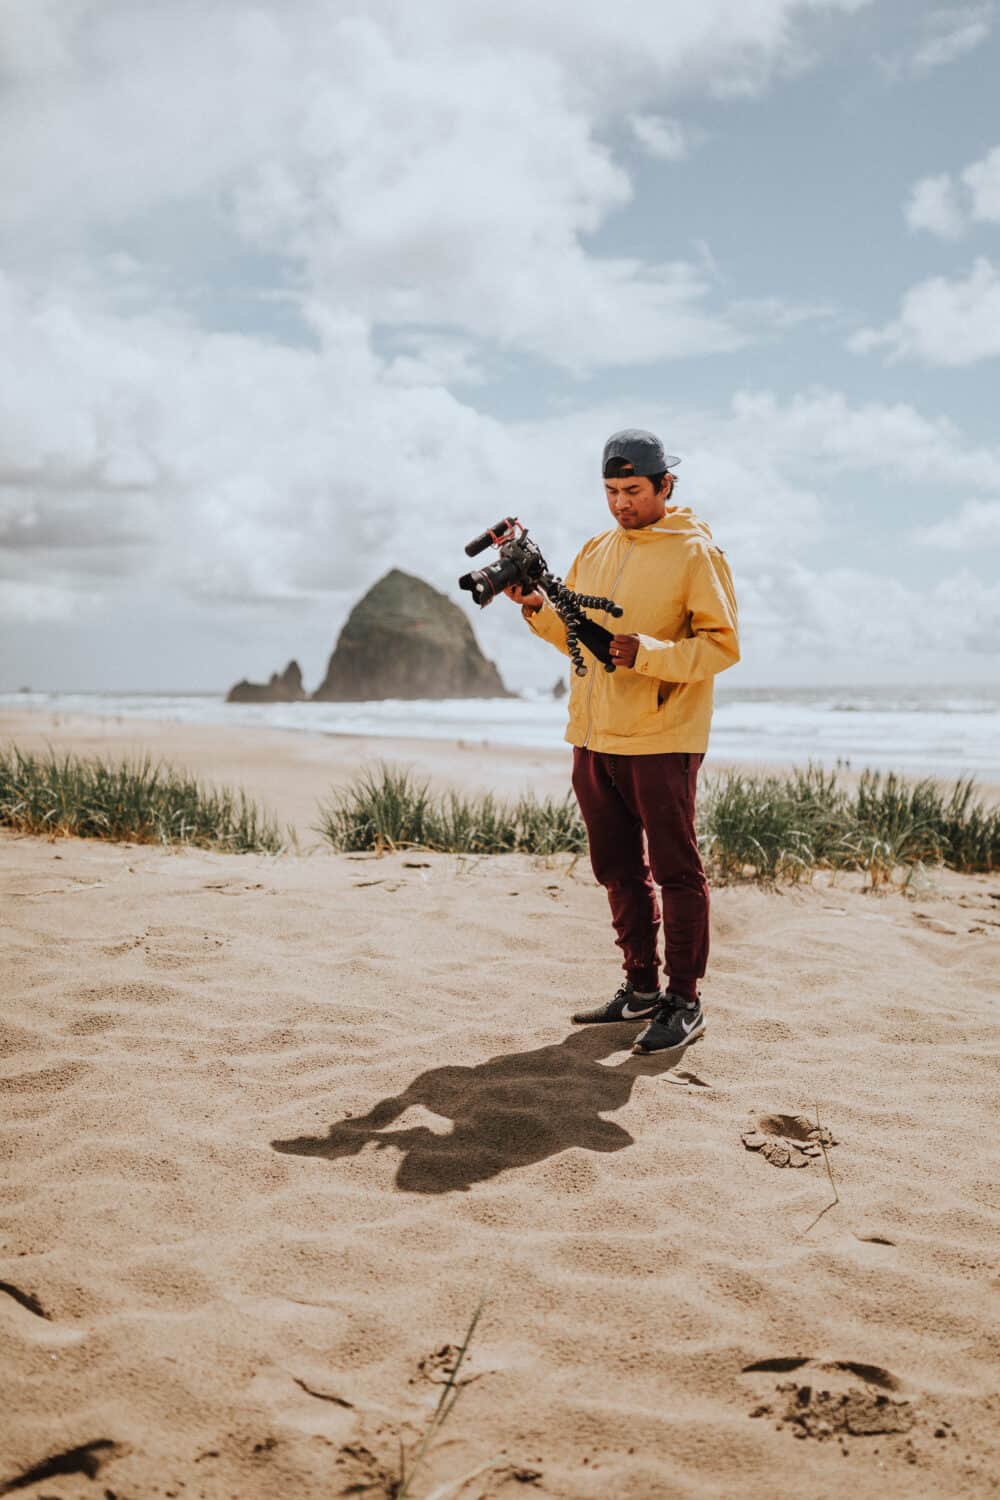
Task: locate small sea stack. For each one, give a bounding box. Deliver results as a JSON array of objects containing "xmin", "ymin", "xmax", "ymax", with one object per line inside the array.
[{"xmin": 226, "ymin": 660, "xmax": 306, "ymax": 704}]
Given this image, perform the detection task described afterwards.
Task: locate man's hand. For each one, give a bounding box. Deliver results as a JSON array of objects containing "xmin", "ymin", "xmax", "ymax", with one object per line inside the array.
[
  {"xmin": 504, "ymin": 583, "xmax": 544, "ymax": 614},
  {"xmin": 609, "ymin": 634, "xmax": 639, "ymax": 669}
]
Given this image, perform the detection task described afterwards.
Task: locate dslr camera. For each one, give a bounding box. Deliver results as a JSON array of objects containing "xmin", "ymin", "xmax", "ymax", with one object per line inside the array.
[{"xmin": 459, "ymin": 517, "xmax": 623, "ymax": 676}]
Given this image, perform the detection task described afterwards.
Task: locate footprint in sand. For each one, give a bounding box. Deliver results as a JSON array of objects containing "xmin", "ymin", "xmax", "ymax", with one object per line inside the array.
[
  {"xmin": 752, "ymin": 1383, "xmax": 915, "ymax": 1440},
  {"xmin": 415, "ymin": 1342, "xmax": 465, "ymax": 1385},
  {"xmin": 140, "ymin": 926, "xmax": 226, "ymax": 969},
  {"xmin": 99, "ymin": 934, "xmax": 146, "ymax": 957},
  {"xmin": 742, "ymin": 1357, "xmax": 917, "ymax": 1445},
  {"xmin": 741, "ymin": 1112, "xmax": 836, "ymax": 1168}
]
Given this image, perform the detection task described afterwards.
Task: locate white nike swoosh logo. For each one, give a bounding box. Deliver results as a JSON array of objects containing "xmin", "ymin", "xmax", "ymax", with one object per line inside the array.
[
  {"xmin": 680, "ymin": 1014, "xmax": 700, "ymax": 1035},
  {"xmin": 621, "ymin": 1000, "xmax": 655, "ymax": 1019}
]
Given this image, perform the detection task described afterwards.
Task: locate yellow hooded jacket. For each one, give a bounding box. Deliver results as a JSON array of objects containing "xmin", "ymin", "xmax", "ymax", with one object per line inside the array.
[{"xmin": 526, "ymin": 506, "xmax": 739, "ymax": 754}]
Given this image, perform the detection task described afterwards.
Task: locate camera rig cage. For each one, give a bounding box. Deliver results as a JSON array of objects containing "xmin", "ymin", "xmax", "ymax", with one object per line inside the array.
[{"xmin": 459, "ymin": 516, "xmax": 624, "ymax": 676}]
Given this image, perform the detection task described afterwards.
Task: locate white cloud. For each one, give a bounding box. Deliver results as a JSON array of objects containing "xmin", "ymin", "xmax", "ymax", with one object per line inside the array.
[
  {"xmin": 0, "ymin": 0, "xmax": 92, "ymax": 79},
  {"xmin": 9, "ymin": 254, "xmax": 999, "ymax": 689},
  {"xmin": 711, "ymin": 387, "xmax": 1000, "ymax": 491},
  {"xmin": 0, "ymin": 269, "xmax": 550, "ymax": 621},
  {"xmin": 17, "ymin": 0, "xmax": 1000, "ymax": 690},
  {"xmin": 929, "ymin": 569, "xmax": 1000, "ymax": 652},
  {"xmin": 849, "ymin": 257, "xmax": 1000, "ymax": 365},
  {"xmin": 962, "ymin": 144, "xmax": 1000, "ymax": 223},
  {"xmin": 908, "ymin": 4, "xmax": 992, "ymax": 76},
  {"xmin": 629, "ymin": 114, "xmax": 701, "ymax": 161},
  {"xmin": 226, "ymin": 26, "xmax": 743, "ymax": 373},
  {"xmin": 738, "ymin": 562, "xmax": 1000, "ymax": 674},
  {"xmin": 729, "ymin": 296, "xmax": 837, "ymax": 332},
  {"xmin": 0, "ymin": 579, "xmax": 102, "ymax": 625},
  {"xmin": 905, "ymin": 143, "xmax": 1000, "ymax": 238},
  {"xmin": 905, "ymin": 173, "xmax": 965, "ymax": 238},
  {"xmin": 757, "ymin": 565, "xmax": 922, "ymax": 653},
  {"xmin": 912, "ymin": 499, "xmax": 1000, "ymax": 550},
  {"xmin": 381, "ymin": 334, "xmax": 486, "ymax": 389},
  {"xmin": 0, "ymin": 0, "xmax": 870, "ymax": 374}
]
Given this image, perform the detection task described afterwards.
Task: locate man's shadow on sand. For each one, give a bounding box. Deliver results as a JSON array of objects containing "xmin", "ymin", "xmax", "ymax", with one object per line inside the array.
[{"xmin": 271, "ymin": 1027, "xmax": 707, "ymax": 1194}]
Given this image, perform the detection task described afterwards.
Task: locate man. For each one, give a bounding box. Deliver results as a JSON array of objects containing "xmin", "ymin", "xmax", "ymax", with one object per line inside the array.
[{"xmin": 506, "ymin": 429, "xmax": 739, "ymax": 1055}]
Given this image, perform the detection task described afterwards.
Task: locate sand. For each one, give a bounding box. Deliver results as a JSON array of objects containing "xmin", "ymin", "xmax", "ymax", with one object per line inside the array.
[{"xmin": 1, "ymin": 711, "xmax": 998, "ymax": 1498}]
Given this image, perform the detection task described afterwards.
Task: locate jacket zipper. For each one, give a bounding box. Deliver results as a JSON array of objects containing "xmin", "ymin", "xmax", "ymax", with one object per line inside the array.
[{"xmin": 582, "ymin": 540, "xmax": 634, "ymax": 749}]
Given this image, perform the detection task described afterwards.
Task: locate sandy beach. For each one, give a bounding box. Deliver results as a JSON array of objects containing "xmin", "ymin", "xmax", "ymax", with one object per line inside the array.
[{"xmin": 2, "ymin": 711, "xmax": 998, "ymax": 1498}]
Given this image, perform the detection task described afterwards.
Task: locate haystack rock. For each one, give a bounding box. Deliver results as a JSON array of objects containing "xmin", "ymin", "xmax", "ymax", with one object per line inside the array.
[
  {"xmin": 312, "ymin": 568, "xmax": 511, "ymax": 701},
  {"xmin": 226, "ymin": 659, "xmax": 306, "ymax": 704}
]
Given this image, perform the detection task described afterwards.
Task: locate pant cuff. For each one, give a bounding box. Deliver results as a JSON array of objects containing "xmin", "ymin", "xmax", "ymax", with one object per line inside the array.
[{"xmin": 667, "ymin": 977, "xmax": 701, "ymax": 1001}]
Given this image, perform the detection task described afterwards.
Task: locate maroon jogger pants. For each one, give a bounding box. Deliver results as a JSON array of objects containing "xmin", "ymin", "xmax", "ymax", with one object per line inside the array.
[{"xmin": 571, "ymin": 747, "xmax": 709, "ymax": 999}]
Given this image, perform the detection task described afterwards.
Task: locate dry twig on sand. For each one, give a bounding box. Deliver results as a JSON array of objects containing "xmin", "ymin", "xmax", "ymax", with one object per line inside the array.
[
  {"xmin": 800, "ymin": 1101, "xmax": 841, "ymax": 1238},
  {"xmin": 396, "ymin": 1298, "xmax": 505, "ymax": 1500}
]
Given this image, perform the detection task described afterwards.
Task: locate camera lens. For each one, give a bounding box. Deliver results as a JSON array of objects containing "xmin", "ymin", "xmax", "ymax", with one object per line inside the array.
[{"xmin": 458, "ymin": 555, "xmax": 523, "ymax": 607}]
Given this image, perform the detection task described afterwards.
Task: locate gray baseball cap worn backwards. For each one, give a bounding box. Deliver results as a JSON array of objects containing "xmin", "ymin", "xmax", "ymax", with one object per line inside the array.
[{"xmin": 603, "ymin": 429, "xmax": 680, "ymax": 476}]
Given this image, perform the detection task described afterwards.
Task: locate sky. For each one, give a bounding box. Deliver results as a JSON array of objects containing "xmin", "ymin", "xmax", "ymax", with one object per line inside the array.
[{"xmin": 1, "ymin": 0, "xmax": 999, "ymax": 694}]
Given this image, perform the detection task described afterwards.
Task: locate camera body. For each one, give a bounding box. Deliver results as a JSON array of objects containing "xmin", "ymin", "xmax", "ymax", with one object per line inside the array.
[
  {"xmin": 458, "ymin": 517, "xmax": 623, "ymax": 676},
  {"xmin": 458, "ymin": 516, "xmax": 543, "ymax": 607}
]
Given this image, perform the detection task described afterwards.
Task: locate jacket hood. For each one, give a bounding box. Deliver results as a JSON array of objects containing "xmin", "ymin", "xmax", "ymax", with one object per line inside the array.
[{"xmin": 615, "ymin": 505, "xmax": 714, "ymax": 544}]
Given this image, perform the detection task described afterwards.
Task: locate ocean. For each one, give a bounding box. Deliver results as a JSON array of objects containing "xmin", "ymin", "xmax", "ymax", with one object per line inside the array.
[{"xmin": 3, "ymin": 684, "xmax": 1000, "ymax": 782}]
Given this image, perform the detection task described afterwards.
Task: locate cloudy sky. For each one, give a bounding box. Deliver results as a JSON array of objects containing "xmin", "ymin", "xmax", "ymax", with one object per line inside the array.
[{"xmin": 2, "ymin": 0, "xmax": 998, "ymax": 693}]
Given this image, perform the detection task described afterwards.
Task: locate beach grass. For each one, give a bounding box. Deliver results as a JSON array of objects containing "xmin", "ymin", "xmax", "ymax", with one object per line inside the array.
[
  {"xmin": 317, "ymin": 760, "xmax": 999, "ymax": 880},
  {"xmin": 315, "ymin": 761, "xmax": 588, "ymax": 857},
  {"xmin": 0, "ymin": 744, "xmax": 285, "ymax": 853},
  {"xmin": 4, "ymin": 743, "xmax": 995, "ymax": 877},
  {"xmin": 701, "ymin": 765, "xmax": 999, "ymax": 884}
]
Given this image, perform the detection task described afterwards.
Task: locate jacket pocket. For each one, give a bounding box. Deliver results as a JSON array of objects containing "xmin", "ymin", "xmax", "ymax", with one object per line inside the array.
[{"xmin": 611, "ymin": 671, "xmax": 661, "ymax": 736}]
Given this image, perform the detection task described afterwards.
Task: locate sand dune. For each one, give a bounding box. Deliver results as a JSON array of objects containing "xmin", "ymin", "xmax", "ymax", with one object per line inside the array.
[{"xmin": 1, "ymin": 716, "xmax": 998, "ymax": 1497}]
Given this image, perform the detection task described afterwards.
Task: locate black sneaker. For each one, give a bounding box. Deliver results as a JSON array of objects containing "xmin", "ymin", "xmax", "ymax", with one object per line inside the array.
[
  {"xmin": 631, "ymin": 993, "xmax": 705, "ymax": 1054},
  {"xmin": 572, "ymin": 982, "xmax": 662, "ymax": 1025}
]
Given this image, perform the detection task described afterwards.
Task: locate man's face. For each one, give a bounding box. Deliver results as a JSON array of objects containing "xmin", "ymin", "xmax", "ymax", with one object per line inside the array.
[{"xmin": 604, "ymin": 471, "xmax": 671, "ymax": 530}]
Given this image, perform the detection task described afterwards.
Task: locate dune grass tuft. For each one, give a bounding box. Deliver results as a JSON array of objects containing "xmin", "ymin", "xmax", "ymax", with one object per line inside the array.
[
  {"xmin": 0, "ymin": 743, "xmax": 285, "ymax": 853},
  {"xmin": 699, "ymin": 765, "xmax": 999, "ymax": 884},
  {"xmin": 314, "ymin": 761, "xmax": 588, "ymax": 857},
  {"xmin": 316, "ymin": 760, "xmax": 998, "ymax": 882}
]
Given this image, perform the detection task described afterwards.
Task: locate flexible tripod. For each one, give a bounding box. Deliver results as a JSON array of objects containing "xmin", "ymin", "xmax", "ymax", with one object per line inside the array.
[{"xmin": 537, "ymin": 566, "xmax": 624, "ymax": 676}]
